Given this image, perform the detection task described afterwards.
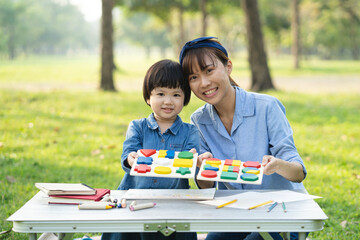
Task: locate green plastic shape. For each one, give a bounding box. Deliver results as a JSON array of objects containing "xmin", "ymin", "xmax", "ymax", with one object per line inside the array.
[
  {"xmin": 220, "ymin": 171, "xmax": 238, "ymax": 180},
  {"xmin": 240, "ymin": 173, "xmax": 259, "ymax": 181},
  {"xmin": 176, "ymin": 167, "xmax": 191, "ymax": 175},
  {"xmin": 178, "ymin": 151, "xmax": 193, "ymax": 159}
]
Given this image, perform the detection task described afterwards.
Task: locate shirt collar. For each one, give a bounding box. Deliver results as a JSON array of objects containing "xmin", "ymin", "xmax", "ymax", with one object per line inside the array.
[
  {"xmin": 146, "ymin": 113, "xmax": 183, "ymax": 135},
  {"xmin": 198, "ymin": 87, "xmax": 255, "ymax": 125}
]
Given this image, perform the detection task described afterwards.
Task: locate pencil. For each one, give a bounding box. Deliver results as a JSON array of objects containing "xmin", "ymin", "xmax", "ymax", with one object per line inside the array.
[
  {"xmin": 130, "ymin": 202, "xmax": 156, "ymax": 211},
  {"xmin": 267, "ymin": 201, "xmax": 278, "ymax": 212},
  {"xmin": 248, "ymin": 200, "xmax": 273, "ymax": 210},
  {"xmin": 282, "ymin": 201, "xmax": 287, "ymax": 213},
  {"xmin": 78, "ymin": 203, "xmax": 113, "ymax": 210},
  {"xmin": 216, "ymin": 199, "xmax": 237, "ymax": 209}
]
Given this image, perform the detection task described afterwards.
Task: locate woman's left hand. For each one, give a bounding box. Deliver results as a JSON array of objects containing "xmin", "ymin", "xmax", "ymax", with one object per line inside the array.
[
  {"xmin": 262, "ymin": 155, "xmax": 305, "ymax": 182},
  {"xmin": 262, "ymin": 155, "xmax": 279, "ymax": 175}
]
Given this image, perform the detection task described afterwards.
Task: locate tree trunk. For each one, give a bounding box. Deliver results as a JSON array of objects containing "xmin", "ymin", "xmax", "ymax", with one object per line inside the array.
[
  {"xmin": 292, "ymin": 0, "xmax": 301, "ymax": 69},
  {"xmin": 241, "ymin": 0, "xmax": 274, "ymax": 92},
  {"xmin": 339, "ymin": 0, "xmax": 359, "ymax": 60},
  {"xmin": 100, "ymin": 0, "xmax": 116, "ymax": 91},
  {"xmin": 179, "ymin": 6, "xmax": 185, "ymax": 52},
  {"xmin": 174, "ymin": 6, "xmax": 186, "ymax": 56},
  {"xmin": 200, "ymin": 0, "xmax": 207, "ymax": 36}
]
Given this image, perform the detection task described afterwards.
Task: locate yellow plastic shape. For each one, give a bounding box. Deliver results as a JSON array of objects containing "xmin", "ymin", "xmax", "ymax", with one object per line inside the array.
[
  {"xmin": 246, "ymin": 169, "xmax": 260, "ymax": 174},
  {"xmin": 158, "ymin": 150, "xmax": 167, "ymax": 158},
  {"xmin": 232, "ymin": 160, "xmax": 241, "ymax": 167},
  {"xmin": 223, "ymin": 165, "xmax": 229, "ymax": 172},
  {"xmin": 205, "ymin": 159, "xmax": 221, "ymax": 165},
  {"xmin": 154, "ymin": 166, "xmax": 172, "ymax": 174},
  {"xmin": 173, "ymin": 158, "xmax": 193, "ymax": 168}
]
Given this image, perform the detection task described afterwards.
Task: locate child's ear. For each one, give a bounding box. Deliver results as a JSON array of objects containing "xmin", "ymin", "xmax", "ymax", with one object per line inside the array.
[{"xmin": 146, "ymin": 99, "xmax": 150, "ymax": 105}]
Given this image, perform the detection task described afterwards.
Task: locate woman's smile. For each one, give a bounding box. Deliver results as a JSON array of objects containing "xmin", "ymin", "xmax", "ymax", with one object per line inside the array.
[{"xmin": 203, "ymin": 87, "xmax": 218, "ymax": 98}]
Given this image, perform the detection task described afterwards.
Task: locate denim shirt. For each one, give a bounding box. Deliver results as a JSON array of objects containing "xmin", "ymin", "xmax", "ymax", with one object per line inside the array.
[
  {"xmin": 118, "ymin": 113, "xmax": 200, "ymax": 190},
  {"xmin": 191, "ymin": 87, "xmax": 307, "ymax": 190}
]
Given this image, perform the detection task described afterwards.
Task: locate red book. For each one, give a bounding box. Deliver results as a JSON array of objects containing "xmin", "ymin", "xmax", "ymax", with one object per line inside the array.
[{"xmin": 48, "ymin": 189, "xmax": 110, "ymax": 205}]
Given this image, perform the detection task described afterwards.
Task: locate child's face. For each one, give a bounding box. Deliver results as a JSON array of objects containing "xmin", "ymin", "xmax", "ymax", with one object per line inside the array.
[{"xmin": 146, "ymin": 87, "xmax": 185, "ymax": 123}]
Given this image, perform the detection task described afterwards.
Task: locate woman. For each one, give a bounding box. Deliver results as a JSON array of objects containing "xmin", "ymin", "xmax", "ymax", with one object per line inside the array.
[{"xmin": 180, "ymin": 37, "xmax": 307, "ymax": 240}]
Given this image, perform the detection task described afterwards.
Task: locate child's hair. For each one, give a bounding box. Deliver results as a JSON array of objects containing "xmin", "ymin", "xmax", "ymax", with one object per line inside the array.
[
  {"xmin": 143, "ymin": 59, "xmax": 191, "ymax": 106},
  {"xmin": 181, "ymin": 40, "xmax": 238, "ymax": 87}
]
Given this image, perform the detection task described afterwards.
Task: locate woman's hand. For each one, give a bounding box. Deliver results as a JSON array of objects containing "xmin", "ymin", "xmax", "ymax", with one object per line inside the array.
[
  {"xmin": 194, "ymin": 152, "xmax": 215, "ymax": 189},
  {"xmin": 262, "ymin": 155, "xmax": 279, "ymax": 175},
  {"xmin": 127, "ymin": 152, "xmax": 139, "ymax": 167},
  {"xmin": 262, "ymin": 155, "xmax": 305, "ymax": 182},
  {"xmin": 197, "ymin": 152, "xmax": 213, "ymax": 168}
]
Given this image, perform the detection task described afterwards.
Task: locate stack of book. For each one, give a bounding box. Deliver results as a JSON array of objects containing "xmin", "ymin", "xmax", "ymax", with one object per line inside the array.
[{"xmin": 35, "ymin": 183, "xmax": 110, "ymax": 205}]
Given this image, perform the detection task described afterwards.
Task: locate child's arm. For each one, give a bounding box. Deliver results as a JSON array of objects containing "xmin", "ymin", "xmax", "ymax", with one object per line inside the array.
[
  {"xmin": 262, "ymin": 155, "xmax": 305, "ymax": 182},
  {"xmin": 121, "ymin": 121, "xmax": 143, "ymax": 173}
]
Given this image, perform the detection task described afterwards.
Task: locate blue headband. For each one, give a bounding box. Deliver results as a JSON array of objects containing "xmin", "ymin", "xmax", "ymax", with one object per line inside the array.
[{"xmin": 179, "ymin": 36, "xmax": 228, "ymax": 65}]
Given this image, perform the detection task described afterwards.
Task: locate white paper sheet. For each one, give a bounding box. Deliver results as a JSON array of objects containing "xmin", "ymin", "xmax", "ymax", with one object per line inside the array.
[
  {"xmin": 197, "ymin": 190, "xmax": 321, "ymax": 209},
  {"xmin": 122, "ymin": 188, "xmax": 216, "ymax": 200}
]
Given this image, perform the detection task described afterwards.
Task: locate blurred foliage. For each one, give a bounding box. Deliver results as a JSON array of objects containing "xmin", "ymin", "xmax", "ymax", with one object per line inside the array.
[
  {"xmin": 0, "ymin": 0, "xmax": 99, "ymax": 59},
  {"xmin": 0, "ymin": 0, "xmax": 359, "ymax": 60}
]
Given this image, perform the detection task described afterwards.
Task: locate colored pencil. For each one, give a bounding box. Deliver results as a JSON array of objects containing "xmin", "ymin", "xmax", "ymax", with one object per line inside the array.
[
  {"xmin": 282, "ymin": 201, "xmax": 287, "ymax": 213},
  {"xmin": 267, "ymin": 201, "xmax": 278, "ymax": 212},
  {"xmin": 248, "ymin": 200, "xmax": 274, "ymax": 210},
  {"xmin": 216, "ymin": 199, "xmax": 237, "ymax": 209}
]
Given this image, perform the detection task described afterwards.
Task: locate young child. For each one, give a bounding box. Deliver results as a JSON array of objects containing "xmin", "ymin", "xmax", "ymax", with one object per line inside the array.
[{"xmin": 101, "ymin": 59, "xmax": 199, "ymax": 240}]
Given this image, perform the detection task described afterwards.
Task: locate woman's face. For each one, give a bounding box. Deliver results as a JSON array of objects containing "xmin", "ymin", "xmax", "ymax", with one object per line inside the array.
[{"xmin": 187, "ymin": 56, "xmax": 233, "ymax": 106}]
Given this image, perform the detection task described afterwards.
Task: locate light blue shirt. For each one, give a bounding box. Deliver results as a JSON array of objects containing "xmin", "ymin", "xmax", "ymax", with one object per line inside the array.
[
  {"xmin": 118, "ymin": 113, "xmax": 200, "ymax": 190},
  {"xmin": 191, "ymin": 87, "xmax": 307, "ymax": 190}
]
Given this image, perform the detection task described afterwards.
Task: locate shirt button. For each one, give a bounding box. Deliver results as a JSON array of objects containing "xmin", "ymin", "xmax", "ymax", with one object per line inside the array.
[
  {"xmin": 153, "ymin": 179, "xmax": 157, "ymax": 183},
  {"xmin": 161, "ymin": 139, "xmax": 165, "ymax": 143}
]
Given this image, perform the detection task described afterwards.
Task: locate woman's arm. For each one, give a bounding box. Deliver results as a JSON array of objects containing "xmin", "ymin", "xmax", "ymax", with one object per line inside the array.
[{"xmin": 265, "ymin": 98, "xmax": 307, "ymax": 182}]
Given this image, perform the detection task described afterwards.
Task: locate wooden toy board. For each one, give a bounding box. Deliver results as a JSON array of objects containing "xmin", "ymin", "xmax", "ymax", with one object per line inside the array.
[
  {"xmin": 130, "ymin": 149, "xmax": 198, "ymax": 179},
  {"xmin": 196, "ymin": 159, "xmax": 264, "ymax": 185}
]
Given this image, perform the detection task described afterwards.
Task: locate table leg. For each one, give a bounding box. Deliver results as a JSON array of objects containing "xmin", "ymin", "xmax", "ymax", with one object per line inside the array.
[
  {"xmin": 29, "ymin": 233, "xmax": 37, "ymax": 240},
  {"xmin": 298, "ymin": 232, "xmax": 306, "ymax": 240}
]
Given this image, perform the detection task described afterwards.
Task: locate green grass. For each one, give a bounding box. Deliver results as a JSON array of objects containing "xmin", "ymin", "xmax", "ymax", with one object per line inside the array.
[
  {"xmin": 1, "ymin": 89, "xmax": 359, "ymax": 239},
  {"xmin": 1, "ymin": 55, "xmax": 359, "ymax": 88}
]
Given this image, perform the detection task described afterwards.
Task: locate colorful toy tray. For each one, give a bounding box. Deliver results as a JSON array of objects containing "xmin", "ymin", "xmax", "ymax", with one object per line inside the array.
[
  {"xmin": 130, "ymin": 149, "xmax": 198, "ymax": 179},
  {"xmin": 196, "ymin": 158, "xmax": 264, "ymax": 185}
]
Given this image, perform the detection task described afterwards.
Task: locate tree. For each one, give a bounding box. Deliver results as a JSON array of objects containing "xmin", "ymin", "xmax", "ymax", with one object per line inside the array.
[
  {"xmin": 338, "ymin": 0, "xmax": 359, "ymax": 59},
  {"xmin": 100, "ymin": 0, "xmax": 116, "ymax": 91},
  {"xmin": 117, "ymin": 13, "xmax": 171, "ymax": 59},
  {"xmin": 200, "ymin": 0, "xmax": 207, "ymax": 36},
  {"xmin": 118, "ymin": 0, "xmax": 198, "ymax": 55},
  {"xmin": 292, "ymin": 0, "xmax": 301, "ymax": 68},
  {"xmin": 241, "ymin": 0, "xmax": 274, "ymax": 92},
  {"xmin": 0, "ymin": 0, "xmax": 98, "ymax": 58}
]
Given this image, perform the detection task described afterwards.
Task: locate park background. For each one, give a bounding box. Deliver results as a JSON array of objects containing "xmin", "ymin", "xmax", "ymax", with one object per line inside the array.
[{"xmin": 0, "ymin": 0, "xmax": 359, "ymax": 239}]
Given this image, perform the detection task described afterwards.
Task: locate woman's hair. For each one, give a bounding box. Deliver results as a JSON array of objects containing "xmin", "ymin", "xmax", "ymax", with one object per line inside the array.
[
  {"xmin": 143, "ymin": 59, "xmax": 191, "ymax": 106},
  {"xmin": 181, "ymin": 40, "xmax": 238, "ymax": 87}
]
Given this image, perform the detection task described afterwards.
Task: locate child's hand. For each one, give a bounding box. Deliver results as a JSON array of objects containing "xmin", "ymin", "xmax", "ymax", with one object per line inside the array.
[
  {"xmin": 262, "ymin": 155, "xmax": 279, "ymax": 175},
  {"xmin": 197, "ymin": 152, "xmax": 213, "ymax": 168},
  {"xmin": 127, "ymin": 152, "xmax": 138, "ymax": 167}
]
